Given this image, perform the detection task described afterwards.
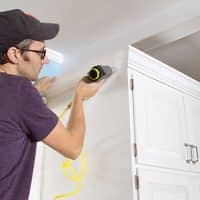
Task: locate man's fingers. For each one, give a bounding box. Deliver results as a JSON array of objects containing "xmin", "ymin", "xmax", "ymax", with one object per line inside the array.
[
  {"xmin": 34, "ymin": 76, "xmax": 57, "ymax": 93},
  {"xmin": 50, "ymin": 77, "xmax": 56, "ymax": 83}
]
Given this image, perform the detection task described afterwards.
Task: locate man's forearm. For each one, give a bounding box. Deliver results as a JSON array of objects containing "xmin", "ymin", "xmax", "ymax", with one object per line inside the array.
[{"xmin": 66, "ymin": 93, "xmax": 86, "ymax": 151}]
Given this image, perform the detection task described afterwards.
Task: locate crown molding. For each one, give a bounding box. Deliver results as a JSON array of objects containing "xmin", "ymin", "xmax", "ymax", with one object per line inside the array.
[{"xmin": 128, "ymin": 46, "xmax": 200, "ymax": 99}]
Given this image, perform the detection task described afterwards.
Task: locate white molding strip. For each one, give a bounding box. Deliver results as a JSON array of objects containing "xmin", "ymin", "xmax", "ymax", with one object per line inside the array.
[{"xmin": 128, "ymin": 46, "xmax": 200, "ymax": 99}]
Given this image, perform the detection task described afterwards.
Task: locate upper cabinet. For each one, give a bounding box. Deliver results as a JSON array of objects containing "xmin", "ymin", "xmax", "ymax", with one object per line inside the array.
[
  {"xmin": 128, "ymin": 46, "xmax": 200, "ymax": 173},
  {"xmin": 130, "ymin": 71, "xmax": 188, "ymax": 171}
]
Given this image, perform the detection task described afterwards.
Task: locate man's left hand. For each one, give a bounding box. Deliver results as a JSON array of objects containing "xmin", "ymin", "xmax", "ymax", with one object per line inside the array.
[{"xmin": 34, "ymin": 76, "xmax": 56, "ymax": 94}]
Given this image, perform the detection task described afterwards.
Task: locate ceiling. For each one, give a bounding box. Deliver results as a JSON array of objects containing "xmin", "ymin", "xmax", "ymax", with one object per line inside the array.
[
  {"xmin": 2, "ymin": 0, "xmax": 200, "ymax": 95},
  {"xmin": 133, "ymin": 1, "xmax": 200, "ymax": 81}
]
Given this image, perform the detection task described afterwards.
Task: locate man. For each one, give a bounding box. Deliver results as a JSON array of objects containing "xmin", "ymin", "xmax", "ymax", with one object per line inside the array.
[{"xmin": 0, "ymin": 9, "xmax": 102, "ymax": 200}]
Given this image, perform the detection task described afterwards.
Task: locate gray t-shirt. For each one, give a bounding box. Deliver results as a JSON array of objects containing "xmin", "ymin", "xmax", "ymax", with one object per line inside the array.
[{"xmin": 0, "ymin": 73, "xmax": 58, "ymax": 200}]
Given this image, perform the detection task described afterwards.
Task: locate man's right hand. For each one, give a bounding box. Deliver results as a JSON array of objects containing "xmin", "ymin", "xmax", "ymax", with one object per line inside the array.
[{"xmin": 74, "ymin": 77, "xmax": 104, "ymax": 100}]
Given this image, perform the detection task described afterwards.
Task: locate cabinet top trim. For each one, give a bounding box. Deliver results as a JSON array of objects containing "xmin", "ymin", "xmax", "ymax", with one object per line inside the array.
[{"xmin": 128, "ymin": 46, "xmax": 200, "ymax": 98}]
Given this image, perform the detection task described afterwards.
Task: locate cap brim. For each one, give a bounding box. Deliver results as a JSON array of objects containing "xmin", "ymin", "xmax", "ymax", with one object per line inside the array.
[{"xmin": 32, "ymin": 23, "xmax": 59, "ymax": 41}]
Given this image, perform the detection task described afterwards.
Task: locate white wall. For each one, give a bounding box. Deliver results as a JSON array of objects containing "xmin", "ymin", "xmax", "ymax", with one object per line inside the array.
[{"xmin": 38, "ymin": 50, "xmax": 133, "ymax": 200}]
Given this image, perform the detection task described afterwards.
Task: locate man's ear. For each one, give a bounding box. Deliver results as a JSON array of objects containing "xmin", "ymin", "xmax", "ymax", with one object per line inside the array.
[{"xmin": 6, "ymin": 47, "xmax": 21, "ymax": 64}]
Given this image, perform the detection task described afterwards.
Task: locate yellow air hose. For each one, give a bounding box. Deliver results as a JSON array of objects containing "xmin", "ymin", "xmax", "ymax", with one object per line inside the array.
[
  {"xmin": 54, "ymin": 102, "xmax": 86, "ymax": 200},
  {"xmin": 53, "ymin": 65, "xmax": 113, "ymax": 199}
]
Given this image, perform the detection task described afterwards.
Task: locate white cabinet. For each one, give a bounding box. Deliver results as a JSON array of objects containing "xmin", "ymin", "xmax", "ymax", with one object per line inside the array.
[
  {"xmin": 136, "ymin": 167, "xmax": 197, "ymax": 200},
  {"xmin": 192, "ymin": 176, "xmax": 200, "ymax": 200},
  {"xmin": 128, "ymin": 46, "xmax": 200, "ymax": 200},
  {"xmin": 183, "ymin": 96, "xmax": 200, "ymax": 172},
  {"xmin": 131, "ymin": 71, "xmax": 188, "ymax": 171},
  {"xmin": 136, "ymin": 167, "xmax": 200, "ymax": 200}
]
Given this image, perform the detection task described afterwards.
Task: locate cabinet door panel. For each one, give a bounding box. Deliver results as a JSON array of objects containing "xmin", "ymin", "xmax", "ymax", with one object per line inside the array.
[
  {"xmin": 132, "ymin": 72, "xmax": 188, "ymax": 170},
  {"xmin": 193, "ymin": 179, "xmax": 200, "ymax": 200},
  {"xmin": 138, "ymin": 168, "xmax": 191, "ymax": 200},
  {"xmin": 189, "ymin": 174, "xmax": 200, "ymax": 200}
]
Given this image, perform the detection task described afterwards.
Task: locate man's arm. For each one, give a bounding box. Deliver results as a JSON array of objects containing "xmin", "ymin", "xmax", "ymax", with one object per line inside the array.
[{"xmin": 42, "ymin": 79, "xmax": 103, "ymax": 160}]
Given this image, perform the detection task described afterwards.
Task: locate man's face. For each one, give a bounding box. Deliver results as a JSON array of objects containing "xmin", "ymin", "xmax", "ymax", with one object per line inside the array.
[{"xmin": 17, "ymin": 40, "xmax": 49, "ymax": 81}]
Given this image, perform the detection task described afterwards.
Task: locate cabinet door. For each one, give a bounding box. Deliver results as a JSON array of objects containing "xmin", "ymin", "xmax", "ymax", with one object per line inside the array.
[
  {"xmin": 190, "ymin": 174, "xmax": 200, "ymax": 200},
  {"xmin": 130, "ymin": 71, "xmax": 189, "ymax": 170},
  {"xmin": 184, "ymin": 96, "xmax": 200, "ymax": 172},
  {"xmin": 137, "ymin": 167, "xmax": 192, "ymax": 200}
]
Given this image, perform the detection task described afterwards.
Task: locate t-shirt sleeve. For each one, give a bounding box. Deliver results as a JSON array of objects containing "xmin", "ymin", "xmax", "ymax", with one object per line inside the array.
[{"xmin": 20, "ymin": 80, "xmax": 58, "ymax": 141}]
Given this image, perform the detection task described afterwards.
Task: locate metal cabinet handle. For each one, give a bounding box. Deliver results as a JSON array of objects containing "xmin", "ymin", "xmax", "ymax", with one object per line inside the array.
[
  {"xmin": 191, "ymin": 145, "xmax": 199, "ymax": 164},
  {"xmin": 184, "ymin": 143, "xmax": 192, "ymax": 163}
]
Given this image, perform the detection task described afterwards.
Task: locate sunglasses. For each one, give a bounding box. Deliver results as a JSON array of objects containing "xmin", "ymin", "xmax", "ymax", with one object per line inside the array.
[{"xmin": 17, "ymin": 48, "xmax": 47, "ymax": 60}]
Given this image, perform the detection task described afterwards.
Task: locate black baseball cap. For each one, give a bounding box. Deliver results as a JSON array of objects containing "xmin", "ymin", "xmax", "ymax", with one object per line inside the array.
[{"xmin": 0, "ymin": 9, "xmax": 59, "ymax": 52}]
